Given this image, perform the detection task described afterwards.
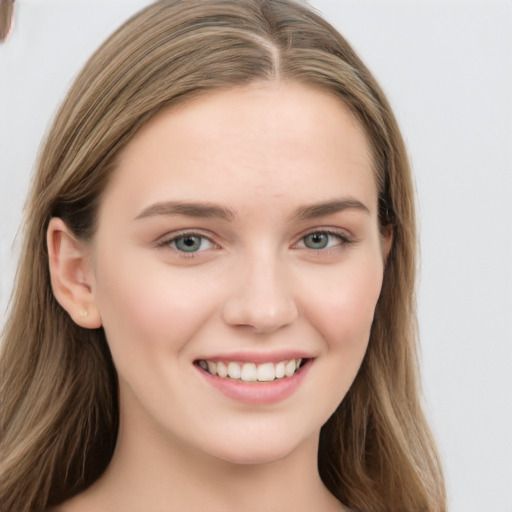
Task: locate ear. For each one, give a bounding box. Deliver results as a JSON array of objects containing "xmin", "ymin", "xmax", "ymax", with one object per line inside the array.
[{"xmin": 47, "ymin": 217, "xmax": 102, "ymax": 329}]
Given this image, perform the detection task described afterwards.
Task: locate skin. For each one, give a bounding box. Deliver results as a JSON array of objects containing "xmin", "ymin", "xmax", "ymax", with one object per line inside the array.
[{"xmin": 48, "ymin": 81, "xmax": 390, "ymax": 512}]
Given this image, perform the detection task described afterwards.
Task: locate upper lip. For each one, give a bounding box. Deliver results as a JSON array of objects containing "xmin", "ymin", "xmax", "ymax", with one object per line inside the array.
[{"xmin": 195, "ymin": 350, "xmax": 315, "ymax": 365}]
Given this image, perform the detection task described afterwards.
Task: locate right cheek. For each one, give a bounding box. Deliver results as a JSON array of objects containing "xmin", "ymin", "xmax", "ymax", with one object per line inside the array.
[{"xmin": 93, "ymin": 250, "xmax": 221, "ymax": 340}]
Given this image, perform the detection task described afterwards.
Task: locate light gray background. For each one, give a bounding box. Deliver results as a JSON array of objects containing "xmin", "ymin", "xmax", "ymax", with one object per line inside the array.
[{"xmin": 1, "ymin": 1, "xmax": 511, "ymax": 510}]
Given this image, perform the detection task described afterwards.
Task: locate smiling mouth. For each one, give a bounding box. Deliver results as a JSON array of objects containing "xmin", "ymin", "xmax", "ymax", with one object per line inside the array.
[{"xmin": 195, "ymin": 358, "xmax": 308, "ymax": 383}]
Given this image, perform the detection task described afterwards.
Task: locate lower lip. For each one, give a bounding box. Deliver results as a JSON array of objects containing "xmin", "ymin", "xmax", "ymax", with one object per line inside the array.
[{"xmin": 196, "ymin": 360, "xmax": 313, "ymax": 405}]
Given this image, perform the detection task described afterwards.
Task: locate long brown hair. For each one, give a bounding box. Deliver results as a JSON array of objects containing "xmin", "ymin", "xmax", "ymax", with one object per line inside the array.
[{"xmin": 0, "ymin": 1, "xmax": 446, "ymax": 510}]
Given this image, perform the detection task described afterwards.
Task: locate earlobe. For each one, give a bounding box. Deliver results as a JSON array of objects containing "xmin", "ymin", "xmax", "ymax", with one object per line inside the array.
[{"xmin": 47, "ymin": 218, "xmax": 102, "ymax": 329}]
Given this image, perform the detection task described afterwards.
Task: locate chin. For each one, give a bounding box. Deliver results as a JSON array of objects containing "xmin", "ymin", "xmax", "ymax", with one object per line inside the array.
[{"xmin": 202, "ymin": 425, "xmax": 314, "ymax": 467}]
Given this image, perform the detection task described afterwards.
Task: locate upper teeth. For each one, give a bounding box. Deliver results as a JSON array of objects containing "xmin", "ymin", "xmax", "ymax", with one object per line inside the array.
[{"xmin": 198, "ymin": 359, "xmax": 303, "ymax": 382}]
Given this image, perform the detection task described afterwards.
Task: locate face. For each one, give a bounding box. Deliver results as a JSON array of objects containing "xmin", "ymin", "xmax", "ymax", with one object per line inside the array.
[{"xmin": 88, "ymin": 82, "xmax": 387, "ymax": 465}]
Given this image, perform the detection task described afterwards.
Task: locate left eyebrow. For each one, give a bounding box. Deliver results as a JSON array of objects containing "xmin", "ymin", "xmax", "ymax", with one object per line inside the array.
[{"xmin": 290, "ymin": 199, "xmax": 370, "ymax": 221}]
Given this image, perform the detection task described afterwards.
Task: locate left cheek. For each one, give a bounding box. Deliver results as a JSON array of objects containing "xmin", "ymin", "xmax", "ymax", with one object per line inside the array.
[{"xmin": 306, "ymin": 266, "xmax": 383, "ymax": 352}]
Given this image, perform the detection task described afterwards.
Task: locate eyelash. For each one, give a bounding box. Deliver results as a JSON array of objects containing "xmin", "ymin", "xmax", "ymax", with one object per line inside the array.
[
  {"xmin": 156, "ymin": 228, "xmax": 353, "ymax": 257},
  {"xmin": 294, "ymin": 229, "xmax": 353, "ymax": 253},
  {"xmin": 156, "ymin": 231, "xmax": 218, "ymax": 255}
]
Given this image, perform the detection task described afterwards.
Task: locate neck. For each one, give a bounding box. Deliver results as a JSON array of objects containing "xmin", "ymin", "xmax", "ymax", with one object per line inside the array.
[{"xmin": 67, "ymin": 401, "xmax": 344, "ymax": 512}]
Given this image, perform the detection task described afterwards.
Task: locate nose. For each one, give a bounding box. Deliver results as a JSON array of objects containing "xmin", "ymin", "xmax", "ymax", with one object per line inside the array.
[{"xmin": 222, "ymin": 256, "xmax": 299, "ymax": 334}]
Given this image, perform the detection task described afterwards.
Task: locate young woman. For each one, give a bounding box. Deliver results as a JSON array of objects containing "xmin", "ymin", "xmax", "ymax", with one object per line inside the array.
[{"xmin": 0, "ymin": 1, "xmax": 446, "ymax": 511}]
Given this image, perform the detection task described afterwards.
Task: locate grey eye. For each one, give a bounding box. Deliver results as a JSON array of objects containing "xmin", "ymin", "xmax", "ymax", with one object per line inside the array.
[
  {"xmin": 303, "ymin": 233, "xmax": 330, "ymax": 250},
  {"xmin": 174, "ymin": 235, "xmax": 204, "ymax": 252}
]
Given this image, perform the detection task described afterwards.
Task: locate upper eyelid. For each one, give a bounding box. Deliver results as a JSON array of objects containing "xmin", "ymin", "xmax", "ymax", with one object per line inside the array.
[
  {"xmin": 155, "ymin": 229, "xmax": 216, "ymax": 245},
  {"xmin": 293, "ymin": 227, "xmax": 352, "ymax": 242}
]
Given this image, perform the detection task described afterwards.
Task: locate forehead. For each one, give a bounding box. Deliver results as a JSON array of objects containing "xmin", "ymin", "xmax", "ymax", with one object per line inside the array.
[{"xmin": 102, "ymin": 82, "xmax": 377, "ymax": 219}]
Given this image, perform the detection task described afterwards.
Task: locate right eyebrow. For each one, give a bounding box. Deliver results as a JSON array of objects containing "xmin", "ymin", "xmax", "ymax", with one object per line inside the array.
[{"xmin": 134, "ymin": 201, "xmax": 238, "ymax": 222}]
